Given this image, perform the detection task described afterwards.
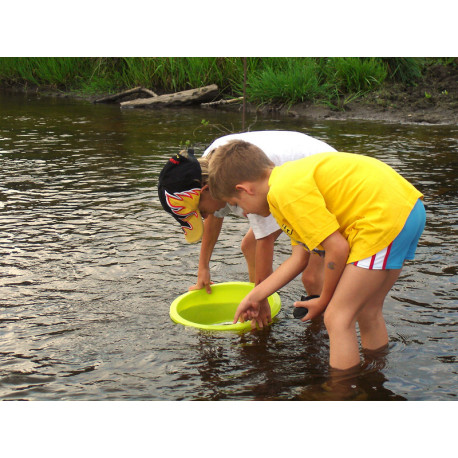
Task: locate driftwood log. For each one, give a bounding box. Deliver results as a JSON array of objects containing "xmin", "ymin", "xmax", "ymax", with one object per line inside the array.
[
  {"xmin": 201, "ymin": 97, "xmax": 243, "ymax": 108},
  {"xmin": 94, "ymin": 87, "xmax": 158, "ymax": 104},
  {"xmin": 120, "ymin": 85, "xmax": 219, "ymax": 109}
]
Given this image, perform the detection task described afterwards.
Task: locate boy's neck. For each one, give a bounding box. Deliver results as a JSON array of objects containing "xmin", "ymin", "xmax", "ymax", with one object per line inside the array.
[
  {"xmin": 265, "ymin": 167, "xmax": 274, "ymax": 187},
  {"xmin": 257, "ymin": 168, "xmax": 273, "ymax": 193}
]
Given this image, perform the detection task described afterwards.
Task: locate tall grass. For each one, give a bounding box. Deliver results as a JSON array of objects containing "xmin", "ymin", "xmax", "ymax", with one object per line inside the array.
[
  {"xmin": 0, "ymin": 56, "xmax": 436, "ymax": 105},
  {"xmin": 137, "ymin": 57, "xmax": 243, "ymax": 94},
  {"xmin": 244, "ymin": 58, "xmax": 330, "ymax": 106},
  {"xmin": 0, "ymin": 57, "xmax": 251, "ymax": 95},
  {"xmin": 0, "ymin": 57, "xmax": 95, "ymax": 88},
  {"xmin": 325, "ymin": 57, "xmax": 388, "ymax": 93},
  {"xmin": 382, "ymin": 57, "xmax": 423, "ymax": 84}
]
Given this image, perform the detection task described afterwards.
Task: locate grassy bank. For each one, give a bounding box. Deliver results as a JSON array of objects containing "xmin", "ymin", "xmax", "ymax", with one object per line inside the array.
[{"xmin": 0, "ymin": 57, "xmax": 454, "ymax": 107}]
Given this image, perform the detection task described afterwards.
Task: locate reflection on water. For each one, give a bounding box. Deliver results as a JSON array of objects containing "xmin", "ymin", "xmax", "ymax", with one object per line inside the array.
[{"xmin": 0, "ymin": 91, "xmax": 457, "ymax": 400}]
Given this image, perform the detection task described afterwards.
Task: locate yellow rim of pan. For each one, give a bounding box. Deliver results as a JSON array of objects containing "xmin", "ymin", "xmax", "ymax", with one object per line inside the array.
[{"xmin": 169, "ymin": 282, "xmax": 281, "ymax": 331}]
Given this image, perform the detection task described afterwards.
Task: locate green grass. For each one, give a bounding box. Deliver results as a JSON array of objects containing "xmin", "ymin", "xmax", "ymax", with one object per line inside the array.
[
  {"xmin": 0, "ymin": 57, "xmax": 95, "ymax": 88},
  {"xmin": 0, "ymin": 56, "xmax": 446, "ymax": 106},
  {"xmin": 382, "ymin": 57, "xmax": 423, "ymax": 84},
  {"xmin": 325, "ymin": 57, "xmax": 388, "ymax": 93},
  {"xmin": 244, "ymin": 58, "xmax": 330, "ymax": 106}
]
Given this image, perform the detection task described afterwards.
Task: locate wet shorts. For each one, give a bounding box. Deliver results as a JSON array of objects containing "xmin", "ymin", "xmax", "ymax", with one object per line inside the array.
[{"xmin": 353, "ymin": 199, "xmax": 426, "ymax": 270}]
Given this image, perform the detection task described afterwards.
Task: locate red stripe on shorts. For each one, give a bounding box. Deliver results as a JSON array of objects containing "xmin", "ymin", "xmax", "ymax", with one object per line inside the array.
[
  {"xmin": 369, "ymin": 254, "xmax": 376, "ymax": 269},
  {"xmin": 382, "ymin": 242, "xmax": 393, "ymax": 270}
]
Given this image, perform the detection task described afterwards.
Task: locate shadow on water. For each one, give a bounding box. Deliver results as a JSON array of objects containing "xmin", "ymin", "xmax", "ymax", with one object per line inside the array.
[{"xmin": 0, "ymin": 91, "xmax": 457, "ymax": 400}]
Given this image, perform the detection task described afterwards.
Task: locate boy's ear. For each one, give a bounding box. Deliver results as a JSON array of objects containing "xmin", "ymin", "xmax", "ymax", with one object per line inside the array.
[{"xmin": 235, "ymin": 183, "xmax": 253, "ymax": 195}]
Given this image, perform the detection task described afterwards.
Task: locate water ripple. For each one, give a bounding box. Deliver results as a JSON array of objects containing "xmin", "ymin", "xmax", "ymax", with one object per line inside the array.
[{"xmin": 0, "ymin": 93, "xmax": 457, "ymax": 400}]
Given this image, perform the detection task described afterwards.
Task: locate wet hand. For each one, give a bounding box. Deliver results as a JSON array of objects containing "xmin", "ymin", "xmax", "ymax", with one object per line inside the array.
[
  {"xmin": 189, "ymin": 268, "xmax": 213, "ymax": 294},
  {"xmin": 233, "ymin": 295, "xmax": 260, "ymax": 324},
  {"xmin": 293, "ymin": 297, "xmax": 327, "ymax": 322},
  {"xmin": 233, "ymin": 297, "xmax": 271, "ymax": 330},
  {"xmin": 249, "ymin": 299, "xmax": 272, "ymax": 330}
]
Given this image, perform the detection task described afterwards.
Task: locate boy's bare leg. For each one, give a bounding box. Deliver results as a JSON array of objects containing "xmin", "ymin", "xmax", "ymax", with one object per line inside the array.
[
  {"xmin": 324, "ymin": 264, "xmax": 401, "ymax": 370},
  {"xmin": 241, "ymin": 228, "xmax": 256, "ymax": 282},
  {"xmin": 301, "ymin": 252, "xmax": 324, "ymax": 296},
  {"xmin": 356, "ymin": 268, "xmax": 401, "ymax": 350}
]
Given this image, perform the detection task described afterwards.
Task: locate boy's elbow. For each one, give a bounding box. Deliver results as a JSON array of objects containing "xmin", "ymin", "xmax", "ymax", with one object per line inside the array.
[
  {"xmin": 336, "ymin": 238, "xmax": 350, "ymax": 262},
  {"xmin": 323, "ymin": 231, "xmax": 350, "ymax": 259},
  {"xmin": 338, "ymin": 236, "xmax": 350, "ymax": 258}
]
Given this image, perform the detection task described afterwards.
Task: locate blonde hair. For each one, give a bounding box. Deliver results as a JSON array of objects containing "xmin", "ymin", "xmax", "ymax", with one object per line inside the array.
[
  {"xmin": 208, "ymin": 140, "xmax": 274, "ymax": 200},
  {"xmin": 197, "ymin": 156, "xmax": 209, "ymax": 186},
  {"xmin": 177, "ymin": 149, "xmax": 209, "ymax": 186}
]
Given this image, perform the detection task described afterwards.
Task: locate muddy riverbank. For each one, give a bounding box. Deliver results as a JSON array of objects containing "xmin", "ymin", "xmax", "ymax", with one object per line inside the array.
[
  {"xmin": 2, "ymin": 64, "xmax": 456, "ymax": 125},
  {"xmin": 251, "ymin": 64, "xmax": 458, "ymax": 125}
]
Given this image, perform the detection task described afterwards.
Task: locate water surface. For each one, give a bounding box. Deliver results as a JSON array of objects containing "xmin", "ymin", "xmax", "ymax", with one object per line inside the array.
[{"xmin": 0, "ymin": 91, "xmax": 456, "ymax": 400}]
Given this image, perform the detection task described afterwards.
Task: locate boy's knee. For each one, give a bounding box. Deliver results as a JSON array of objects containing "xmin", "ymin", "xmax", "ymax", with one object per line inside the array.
[
  {"xmin": 240, "ymin": 234, "xmax": 255, "ymax": 257},
  {"xmin": 324, "ymin": 307, "xmax": 353, "ymax": 333},
  {"xmin": 301, "ymin": 267, "xmax": 322, "ymax": 295},
  {"xmin": 302, "ymin": 268, "xmax": 316, "ymax": 288},
  {"xmin": 240, "ymin": 235, "xmax": 256, "ymax": 261},
  {"xmin": 323, "ymin": 308, "xmax": 336, "ymax": 332}
]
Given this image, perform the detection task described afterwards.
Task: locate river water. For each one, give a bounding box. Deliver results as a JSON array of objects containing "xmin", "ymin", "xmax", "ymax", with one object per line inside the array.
[{"xmin": 0, "ymin": 91, "xmax": 456, "ymax": 401}]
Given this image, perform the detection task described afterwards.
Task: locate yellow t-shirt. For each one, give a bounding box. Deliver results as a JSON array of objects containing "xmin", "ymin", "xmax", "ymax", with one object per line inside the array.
[{"xmin": 267, "ymin": 152, "xmax": 423, "ymax": 264}]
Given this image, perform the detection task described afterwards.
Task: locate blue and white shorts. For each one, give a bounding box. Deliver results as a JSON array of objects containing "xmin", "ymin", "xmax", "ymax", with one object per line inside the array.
[{"xmin": 353, "ymin": 199, "xmax": 426, "ymax": 270}]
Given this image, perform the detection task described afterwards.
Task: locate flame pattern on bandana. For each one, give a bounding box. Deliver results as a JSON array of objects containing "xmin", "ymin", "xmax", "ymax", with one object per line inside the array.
[{"xmin": 164, "ymin": 188, "xmax": 201, "ymax": 232}]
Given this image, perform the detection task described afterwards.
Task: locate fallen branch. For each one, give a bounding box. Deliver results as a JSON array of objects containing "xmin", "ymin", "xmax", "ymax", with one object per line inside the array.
[
  {"xmin": 201, "ymin": 97, "xmax": 243, "ymax": 107},
  {"xmin": 120, "ymin": 85, "xmax": 219, "ymax": 109},
  {"xmin": 94, "ymin": 87, "xmax": 158, "ymax": 104}
]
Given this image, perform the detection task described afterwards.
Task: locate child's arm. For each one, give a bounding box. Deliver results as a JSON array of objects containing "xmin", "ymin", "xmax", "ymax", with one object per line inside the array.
[
  {"xmin": 233, "ymin": 244, "xmax": 309, "ymax": 327},
  {"xmin": 294, "ymin": 230, "xmax": 349, "ymax": 320},
  {"xmin": 189, "ymin": 214, "xmax": 224, "ymax": 294},
  {"xmin": 319, "ymin": 231, "xmax": 350, "ymax": 302}
]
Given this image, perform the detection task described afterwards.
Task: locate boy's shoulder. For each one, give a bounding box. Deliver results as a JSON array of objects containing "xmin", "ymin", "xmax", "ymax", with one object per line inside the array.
[
  {"xmin": 269, "ymin": 153, "xmax": 338, "ymax": 197},
  {"xmin": 269, "ymin": 159, "xmax": 308, "ymax": 193}
]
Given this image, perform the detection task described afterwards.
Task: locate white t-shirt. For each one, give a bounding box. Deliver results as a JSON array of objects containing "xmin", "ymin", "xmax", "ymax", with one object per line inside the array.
[{"xmin": 202, "ymin": 130, "xmax": 336, "ymax": 239}]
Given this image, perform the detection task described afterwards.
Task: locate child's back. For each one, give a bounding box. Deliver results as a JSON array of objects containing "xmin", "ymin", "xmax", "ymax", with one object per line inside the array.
[{"xmin": 268, "ymin": 152, "xmax": 423, "ymax": 263}]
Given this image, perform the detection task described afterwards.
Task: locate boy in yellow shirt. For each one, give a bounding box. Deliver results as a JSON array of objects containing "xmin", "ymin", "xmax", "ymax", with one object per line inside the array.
[{"xmin": 208, "ymin": 140, "xmax": 426, "ymax": 371}]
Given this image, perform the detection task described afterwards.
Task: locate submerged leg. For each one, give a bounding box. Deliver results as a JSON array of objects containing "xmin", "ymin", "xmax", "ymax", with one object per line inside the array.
[
  {"xmin": 324, "ymin": 265, "xmax": 401, "ymax": 370},
  {"xmin": 357, "ymin": 268, "xmax": 401, "ymax": 350}
]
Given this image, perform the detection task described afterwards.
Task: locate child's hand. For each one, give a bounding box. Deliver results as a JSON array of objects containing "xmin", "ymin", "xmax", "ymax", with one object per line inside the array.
[
  {"xmin": 189, "ymin": 267, "xmax": 213, "ymax": 294},
  {"xmin": 233, "ymin": 296, "xmax": 258, "ymax": 323},
  {"xmin": 233, "ymin": 296, "xmax": 272, "ymax": 330},
  {"xmin": 249, "ymin": 298, "xmax": 272, "ymax": 330},
  {"xmin": 293, "ymin": 297, "xmax": 327, "ymax": 321}
]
